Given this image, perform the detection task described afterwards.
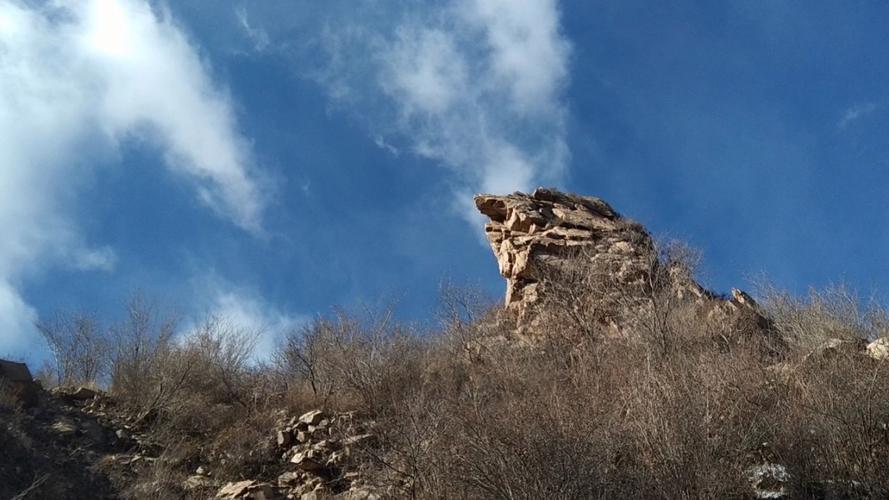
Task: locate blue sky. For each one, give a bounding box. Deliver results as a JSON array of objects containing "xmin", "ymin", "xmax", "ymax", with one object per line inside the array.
[{"xmin": 3, "ymin": 0, "xmax": 889, "ymax": 364}]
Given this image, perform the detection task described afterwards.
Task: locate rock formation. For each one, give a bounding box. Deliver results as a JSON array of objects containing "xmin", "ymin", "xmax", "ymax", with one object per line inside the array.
[
  {"xmin": 475, "ymin": 188, "xmax": 652, "ymax": 317},
  {"xmin": 0, "ymin": 359, "xmax": 39, "ymax": 407},
  {"xmin": 475, "ymin": 188, "xmax": 773, "ymax": 344}
]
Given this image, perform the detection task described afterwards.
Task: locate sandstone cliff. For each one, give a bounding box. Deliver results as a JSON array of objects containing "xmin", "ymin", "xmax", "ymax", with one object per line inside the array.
[{"xmin": 475, "ymin": 188, "xmax": 773, "ymax": 345}]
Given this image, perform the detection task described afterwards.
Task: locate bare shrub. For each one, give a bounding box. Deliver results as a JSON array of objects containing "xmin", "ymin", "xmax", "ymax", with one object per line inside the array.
[
  {"xmin": 36, "ymin": 311, "xmax": 108, "ymax": 387},
  {"xmin": 759, "ymin": 282, "xmax": 889, "ymax": 350},
  {"xmin": 107, "ymin": 296, "xmax": 182, "ymax": 415},
  {"xmin": 278, "ymin": 307, "xmax": 425, "ymax": 413},
  {"xmin": 28, "ymin": 250, "xmax": 889, "ymax": 499}
]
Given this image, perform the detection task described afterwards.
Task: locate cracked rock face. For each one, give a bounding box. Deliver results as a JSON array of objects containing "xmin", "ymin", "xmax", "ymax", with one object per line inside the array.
[
  {"xmin": 475, "ymin": 187, "xmax": 655, "ymax": 319},
  {"xmin": 475, "ymin": 188, "xmax": 775, "ymax": 346}
]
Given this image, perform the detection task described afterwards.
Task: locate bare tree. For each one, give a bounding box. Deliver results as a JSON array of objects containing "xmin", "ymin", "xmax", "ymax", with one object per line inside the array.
[{"xmin": 36, "ymin": 312, "xmax": 108, "ymax": 387}]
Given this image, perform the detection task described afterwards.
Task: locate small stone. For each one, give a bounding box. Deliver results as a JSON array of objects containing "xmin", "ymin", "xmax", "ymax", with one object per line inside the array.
[
  {"xmin": 298, "ymin": 409, "xmax": 326, "ymax": 426},
  {"xmin": 277, "ymin": 429, "xmax": 293, "ymax": 448},
  {"xmin": 277, "ymin": 471, "xmax": 304, "ymax": 486},
  {"xmin": 300, "ymin": 486, "xmax": 332, "ymax": 500},
  {"xmin": 51, "ymin": 418, "xmax": 77, "ymax": 436},
  {"xmin": 216, "ymin": 480, "xmax": 256, "ymax": 498},
  {"xmin": 69, "ymin": 386, "xmax": 98, "ymax": 400},
  {"xmin": 747, "ymin": 463, "xmax": 790, "ymax": 499},
  {"xmin": 325, "ymin": 450, "xmax": 346, "ymax": 467},
  {"xmin": 291, "ymin": 450, "xmax": 325, "ymax": 472},
  {"xmin": 183, "ymin": 474, "xmax": 213, "ymax": 491},
  {"xmin": 867, "ymin": 337, "xmax": 889, "ymax": 360},
  {"xmin": 343, "ymin": 434, "xmax": 375, "ymax": 447}
]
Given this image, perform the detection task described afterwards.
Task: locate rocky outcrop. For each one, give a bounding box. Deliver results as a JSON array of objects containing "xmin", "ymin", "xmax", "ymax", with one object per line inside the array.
[
  {"xmin": 475, "ymin": 188, "xmax": 650, "ymax": 318},
  {"xmin": 475, "ymin": 188, "xmax": 774, "ymax": 343}
]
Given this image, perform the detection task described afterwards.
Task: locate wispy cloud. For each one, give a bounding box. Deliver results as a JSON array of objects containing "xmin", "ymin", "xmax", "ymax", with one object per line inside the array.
[
  {"xmin": 235, "ymin": 5, "xmax": 270, "ymax": 52},
  {"xmin": 839, "ymin": 102, "xmax": 880, "ymax": 129},
  {"xmin": 186, "ymin": 279, "xmax": 308, "ymax": 362},
  {"xmin": 0, "ymin": 0, "xmax": 266, "ymax": 359},
  {"xmin": 242, "ymin": 0, "xmax": 571, "ymax": 216}
]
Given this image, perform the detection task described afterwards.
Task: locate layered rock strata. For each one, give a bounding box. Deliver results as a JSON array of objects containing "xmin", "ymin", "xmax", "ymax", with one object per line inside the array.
[{"xmin": 475, "ymin": 188, "xmax": 771, "ymax": 341}]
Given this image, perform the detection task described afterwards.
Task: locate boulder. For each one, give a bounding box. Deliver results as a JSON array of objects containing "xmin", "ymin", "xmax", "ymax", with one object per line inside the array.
[
  {"xmin": 69, "ymin": 386, "xmax": 99, "ymax": 400},
  {"xmin": 277, "ymin": 471, "xmax": 305, "ymax": 486},
  {"xmin": 217, "ymin": 480, "xmax": 255, "ymax": 498},
  {"xmin": 291, "ymin": 450, "xmax": 325, "ymax": 472},
  {"xmin": 299, "ymin": 410, "xmax": 326, "ymax": 427},
  {"xmin": 867, "ymin": 337, "xmax": 889, "ymax": 361},
  {"xmin": 216, "ymin": 480, "xmax": 275, "ymax": 499},
  {"xmin": 0, "ymin": 359, "xmax": 39, "ymax": 407}
]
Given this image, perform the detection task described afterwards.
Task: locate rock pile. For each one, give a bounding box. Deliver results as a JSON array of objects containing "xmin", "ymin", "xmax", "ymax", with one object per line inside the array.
[{"xmin": 216, "ymin": 409, "xmax": 381, "ymax": 500}]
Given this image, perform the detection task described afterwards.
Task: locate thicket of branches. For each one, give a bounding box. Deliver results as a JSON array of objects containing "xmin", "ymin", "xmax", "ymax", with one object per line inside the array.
[{"xmin": 34, "ymin": 243, "xmax": 889, "ymax": 499}]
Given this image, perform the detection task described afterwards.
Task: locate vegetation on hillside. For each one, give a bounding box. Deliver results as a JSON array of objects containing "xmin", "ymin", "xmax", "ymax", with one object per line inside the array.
[{"xmin": 12, "ymin": 244, "xmax": 889, "ymax": 499}]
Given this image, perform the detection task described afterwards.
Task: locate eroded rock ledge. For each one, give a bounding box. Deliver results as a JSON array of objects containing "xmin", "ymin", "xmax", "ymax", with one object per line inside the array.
[{"xmin": 475, "ymin": 188, "xmax": 772, "ymax": 342}]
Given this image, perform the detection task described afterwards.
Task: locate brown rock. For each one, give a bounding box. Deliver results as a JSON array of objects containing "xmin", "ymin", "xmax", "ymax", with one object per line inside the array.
[
  {"xmin": 277, "ymin": 471, "xmax": 304, "ymax": 486},
  {"xmin": 216, "ymin": 480, "xmax": 275, "ymax": 499},
  {"xmin": 291, "ymin": 450, "xmax": 325, "ymax": 472},
  {"xmin": 867, "ymin": 337, "xmax": 889, "ymax": 360},
  {"xmin": 475, "ymin": 188, "xmax": 654, "ymax": 324},
  {"xmin": 216, "ymin": 480, "xmax": 255, "ymax": 498},
  {"xmin": 69, "ymin": 386, "xmax": 99, "ymax": 400},
  {"xmin": 298, "ymin": 410, "xmax": 326, "ymax": 426},
  {"xmin": 277, "ymin": 429, "xmax": 293, "ymax": 448},
  {"xmin": 342, "ymin": 434, "xmax": 375, "ymax": 447},
  {"xmin": 183, "ymin": 475, "xmax": 213, "ymax": 491},
  {"xmin": 474, "ymin": 188, "xmax": 775, "ymax": 347},
  {"xmin": 0, "ymin": 359, "xmax": 39, "ymax": 407}
]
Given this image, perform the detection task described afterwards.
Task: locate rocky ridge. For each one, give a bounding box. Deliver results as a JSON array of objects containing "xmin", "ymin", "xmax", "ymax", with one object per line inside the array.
[{"xmin": 474, "ymin": 187, "xmax": 773, "ymax": 342}]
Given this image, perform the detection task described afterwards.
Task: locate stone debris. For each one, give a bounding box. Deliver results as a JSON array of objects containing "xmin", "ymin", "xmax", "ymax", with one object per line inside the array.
[
  {"xmin": 213, "ymin": 409, "xmax": 382, "ymax": 499},
  {"xmin": 747, "ymin": 463, "xmax": 790, "ymax": 499}
]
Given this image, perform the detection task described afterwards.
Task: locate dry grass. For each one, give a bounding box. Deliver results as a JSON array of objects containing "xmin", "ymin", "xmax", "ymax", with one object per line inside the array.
[{"xmin": 32, "ymin": 247, "xmax": 889, "ymax": 498}]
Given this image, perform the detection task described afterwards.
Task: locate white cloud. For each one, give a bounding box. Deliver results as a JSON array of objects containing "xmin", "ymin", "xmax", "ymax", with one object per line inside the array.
[
  {"xmin": 377, "ymin": 1, "xmax": 570, "ymax": 212},
  {"xmin": 202, "ymin": 288, "xmax": 308, "ymax": 362},
  {"xmin": 0, "ymin": 0, "xmax": 265, "ymax": 360},
  {"xmin": 271, "ymin": 0, "xmax": 571, "ymax": 217},
  {"xmin": 235, "ymin": 5, "xmax": 270, "ymax": 52},
  {"xmin": 839, "ymin": 102, "xmax": 879, "ymax": 129},
  {"xmin": 461, "ymin": 0, "xmax": 569, "ymax": 115},
  {"xmin": 383, "ymin": 28, "xmax": 468, "ymax": 116},
  {"xmin": 0, "ymin": 280, "xmax": 41, "ymax": 361}
]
